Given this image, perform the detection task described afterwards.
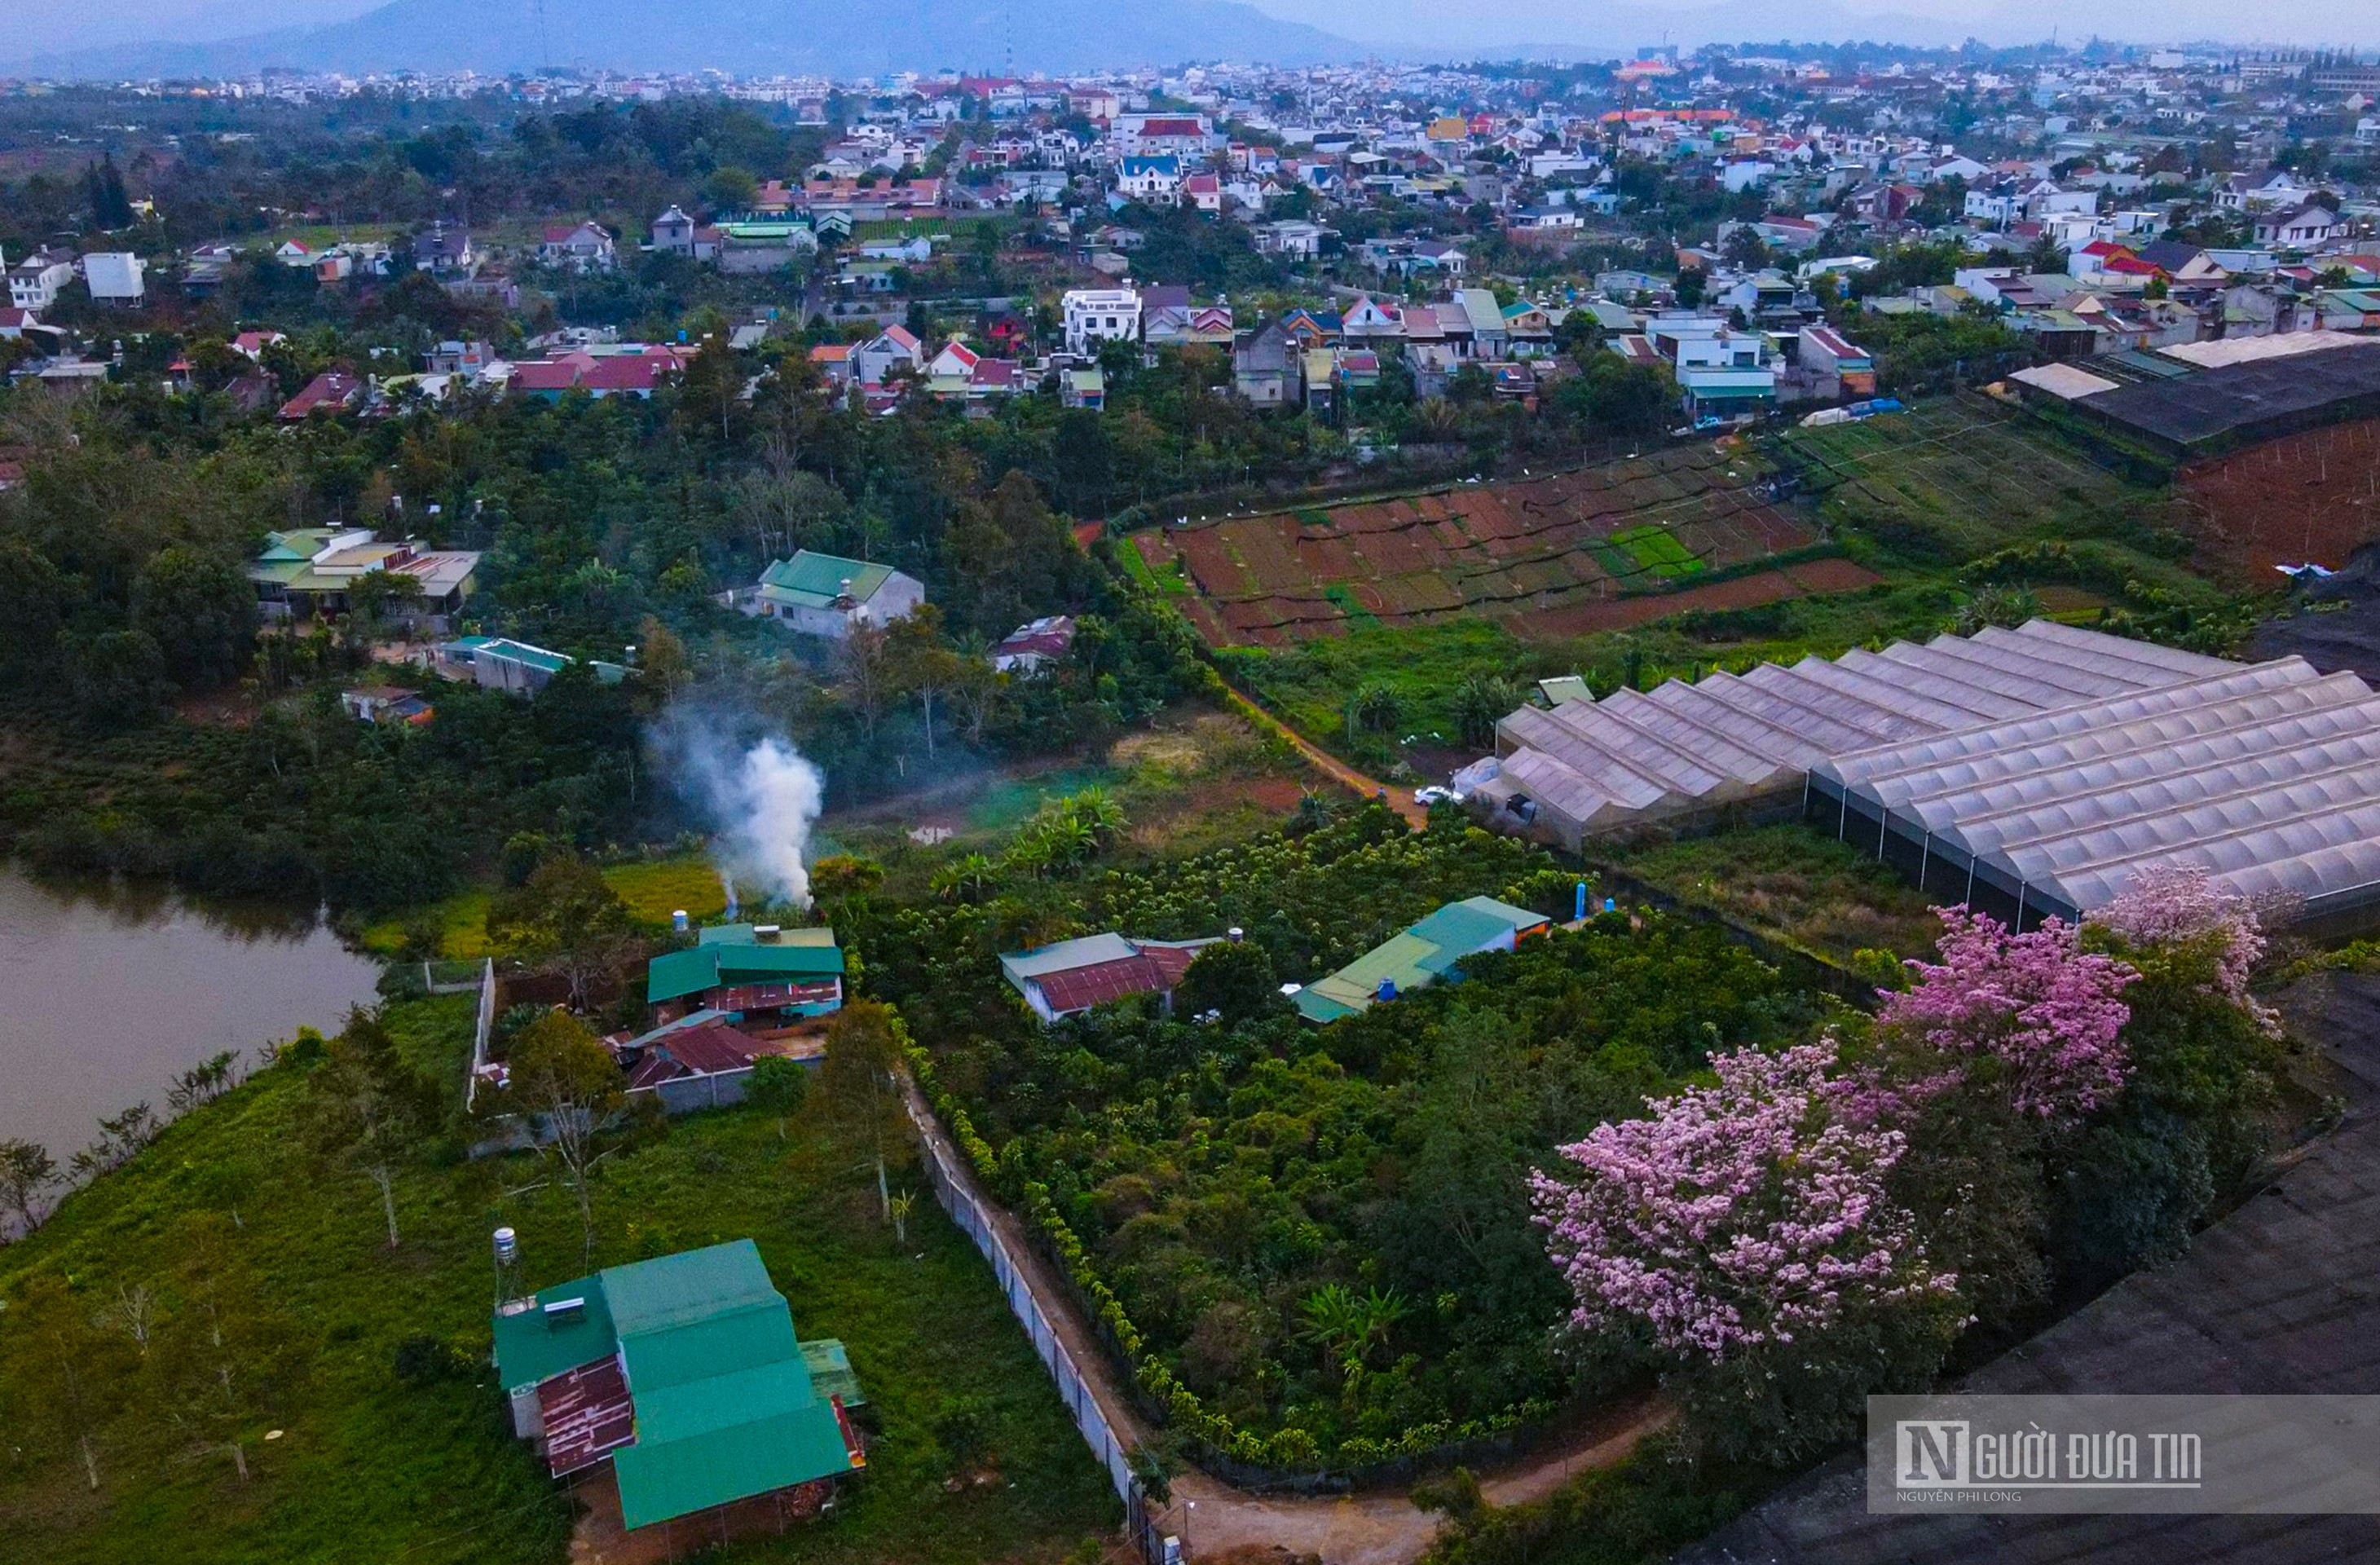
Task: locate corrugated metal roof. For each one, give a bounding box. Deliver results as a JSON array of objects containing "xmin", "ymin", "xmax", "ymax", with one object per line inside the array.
[
  {"xmin": 999, "ymin": 932, "xmax": 1140, "ymax": 982},
  {"xmin": 491, "ymin": 1240, "xmax": 857, "ymax": 1531},
  {"xmin": 1298, "ymin": 897, "xmax": 1548, "ymax": 1021},
  {"xmin": 760, "ymin": 551, "xmax": 897, "ymax": 611},
  {"xmin": 648, "ymin": 932, "xmax": 844, "ymax": 1003}
]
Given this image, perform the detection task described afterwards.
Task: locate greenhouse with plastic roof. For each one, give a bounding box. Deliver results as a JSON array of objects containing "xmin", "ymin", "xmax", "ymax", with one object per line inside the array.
[
  {"xmin": 1461, "ymin": 620, "xmax": 2233, "ymax": 851},
  {"xmin": 1465, "ymin": 618, "xmax": 2380, "ymax": 933},
  {"xmin": 1806, "ymin": 652, "xmax": 2380, "ymax": 932}
]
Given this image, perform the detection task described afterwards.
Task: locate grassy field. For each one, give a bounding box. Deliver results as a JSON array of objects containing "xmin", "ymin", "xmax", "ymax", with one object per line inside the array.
[
  {"xmin": 1592, "ymin": 823, "xmax": 1944, "ymax": 969},
  {"xmin": 0, "ymin": 996, "xmax": 1118, "ymax": 1565},
  {"xmin": 357, "ymin": 856, "xmax": 723, "ymax": 957},
  {"xmin": 602, "ymin": 856, "xmax": 733, "ymax": 926},
  {"xmin": 823, "ymin": 708, "xmax": 1309, "ymax": 896},
  {"xmin": 1781, "ymin": 399, "xmax": 2190, "ymax": 579}
]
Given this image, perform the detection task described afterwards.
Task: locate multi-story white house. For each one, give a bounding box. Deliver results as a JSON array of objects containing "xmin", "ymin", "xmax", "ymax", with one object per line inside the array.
[
  {"xmin": 1117, "ymin": 156, "xmax": 1182, "ymax": 202},
  {"xmin": 8, "ymin": 248, "xmax": 77, "ymax": 311},
  {"xmin": 1062, "ymin": 287, "xmax": 1142, "ymax": 357}
]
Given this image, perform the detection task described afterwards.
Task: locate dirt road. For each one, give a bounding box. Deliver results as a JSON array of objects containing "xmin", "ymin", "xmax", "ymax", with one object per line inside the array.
[{"xmin": 1219, "ymin": 688, "xmax": 1430, "ymax": 829}]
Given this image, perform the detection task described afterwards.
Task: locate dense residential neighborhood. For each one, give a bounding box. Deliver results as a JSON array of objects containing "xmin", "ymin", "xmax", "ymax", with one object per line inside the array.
[{"xmin": 4, "ymin": 28, "xmax": 2380, "ymax": 1565}]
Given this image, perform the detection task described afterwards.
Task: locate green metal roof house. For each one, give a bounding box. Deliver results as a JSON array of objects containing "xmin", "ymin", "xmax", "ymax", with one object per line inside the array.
[
  {"xmin": 647, "ymin": 924, "xmax": 845, "ymax": 1025},
  {"xmin": 491, "ymin": 1239, "xmax": 864, "ymax": 1533},
  {"xmin": 439, "ymin": 635, "xmax": 628, "ymax": 695},
  {"xmin": 1292, "ymin": 895, "xmax": 1549, "ymax": 1023},
  {"xmin": 746, "ymin": 551, "xmax": 924, "ymax": 641}
]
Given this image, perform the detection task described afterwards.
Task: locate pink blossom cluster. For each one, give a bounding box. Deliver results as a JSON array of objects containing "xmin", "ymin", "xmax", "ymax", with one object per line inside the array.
[
  {"xmin": 2090, "ymin": 863, "xmax": 2278, "ymax": 1034},
  {"xmin": 1877, "ymin": 908, "xmax": 2137, "ymax": 1122},
  {"xmin": 1530, "ymin": 1041, "xmax": 1954, "ymax": 1360}
]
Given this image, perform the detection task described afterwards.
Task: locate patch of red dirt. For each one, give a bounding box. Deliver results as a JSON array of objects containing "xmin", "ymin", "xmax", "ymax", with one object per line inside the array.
[
  {"xmin": 1512, "ymin": 558, "xmax": 1884, "ymax": 637},
  {"xmin": 2179, "ymin": 418, "xmax": 2380, "ymax": 586}
]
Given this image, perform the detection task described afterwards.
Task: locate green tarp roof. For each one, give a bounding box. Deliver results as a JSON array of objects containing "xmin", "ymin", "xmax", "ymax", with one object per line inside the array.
[
  {"xmin": 1294, "ymin": 896, "xmax": 1546, "ymax": 1022},
  {"xmin": 760, "ymin": 552, "xmax": 897, "ymax": 611}
]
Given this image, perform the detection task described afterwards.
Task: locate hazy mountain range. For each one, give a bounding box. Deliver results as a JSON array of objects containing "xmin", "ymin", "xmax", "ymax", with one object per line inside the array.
[
  {"xmin": 5, "ymin": 0, "xmax": 2371, "ymax": 78},
  {"xmin": 10, "ymin": 0, "xmax": 1359, "ymax": 78}
]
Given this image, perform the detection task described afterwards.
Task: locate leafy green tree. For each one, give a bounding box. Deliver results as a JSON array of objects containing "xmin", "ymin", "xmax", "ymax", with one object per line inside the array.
[
  {"xmin": 1450, "ymin": 672, "xmax": 1522, "ymax": 748},
  {"xmin": 346, "ymin": 567, "xmax": 426, "ymax": 641},
  {"xmin": 702, "ymin": 165, "xmax": 759, "ymax": 212},
  {"xmin": 941, "ymin": 471, "xmax": 1090, "ymax": 639},
  {"xmin": 131, "ymin": 546, "xmax": 254, "ymax": 690},
  {"xmin": 486, "ymin": 855, "xmax": 636, "ymax": 1012},
  {"xmin": 491, "ymin": 1011, "xmax": 641, "ymax": 1264},
  {"xmin": 0, "ymin": 541, "xmax": 67, "ymax": 686},
  {"xmin": 746, "ymin": 1054, "xmax": 808, "ymax": 1140},
  {"xmin": 1553, "ymin": 355, "xmax": 1676, "ymax": 436},
  {"xmin": 0, "ymin": 1137, "xmax": 60, "ymax": 1235},
  {"xmin": 1351, "ymin": 683, "xmax": 1401, "ymax": 738},
  {"xmin": 298, "ymin": 1008, "xmax": 443, "ymax": 1249},
  {"xmin": 818, "ymin": 999, "xmax": 911, "ymax": 1223},
  {"xmin": 65, "ymin": 628, "xmax": 169, "ymax": 726},
  {"xmin": 86, "ymin": 154, "xmax": 134, "ymax": 228},
  {"xmin": 1175, "ymin": 939, "xmax": 1283, "ymax": 1025},
  {"xmin": 888, "ymin": 605, "xmax": 969, "ymax": 758},
  {"xmin": 1299, "ymin": 1282, "xmax": 1408, "ymax": 1385}
]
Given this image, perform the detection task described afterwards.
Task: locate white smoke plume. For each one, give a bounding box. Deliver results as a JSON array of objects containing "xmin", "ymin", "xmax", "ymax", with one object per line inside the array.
[
  {"xmin": 709, "ymin": 737, "xmax": 826, "ymax": 909},
  {"xmin": 654, "ymin": 708, "xmax": 826, "ymax": 911}
]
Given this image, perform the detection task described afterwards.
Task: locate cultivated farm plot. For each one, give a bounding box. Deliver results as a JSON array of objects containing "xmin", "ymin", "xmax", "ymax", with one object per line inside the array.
[
  {"xmin": 1132, "ymin": 443, "xmax": 1816, "ymax": 646},
  {"xmin": 1783, "ymin": 399, "xmax": 2153, "ymax": 562},
  {"xmin": 2179, "ymin": 417, "xmax": 2380, "ymax": 585}
]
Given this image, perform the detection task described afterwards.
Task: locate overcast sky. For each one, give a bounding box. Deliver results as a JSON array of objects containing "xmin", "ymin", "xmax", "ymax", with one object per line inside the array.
[
  {"xmin": 1281, "ymin": 0, "xmax": 2380, "ymax": 54},
  {"xmin": 8, "ymin": 0, "xmax": 2376, "ymax": 66}
]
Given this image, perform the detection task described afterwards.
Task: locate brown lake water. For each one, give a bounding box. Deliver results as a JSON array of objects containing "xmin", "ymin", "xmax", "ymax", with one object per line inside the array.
[{"xmin": 0, "ymin": 867, "xmax": 383, "ymax": 1157}]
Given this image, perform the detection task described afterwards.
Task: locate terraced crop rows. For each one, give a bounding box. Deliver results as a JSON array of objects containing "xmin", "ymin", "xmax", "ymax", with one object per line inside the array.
[{"xmin": 1132, "ymin": 443, "xmax": 1818, "ymax": 646}]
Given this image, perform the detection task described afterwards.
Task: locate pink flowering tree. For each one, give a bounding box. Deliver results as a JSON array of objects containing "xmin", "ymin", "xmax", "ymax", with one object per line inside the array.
[
  {"xmin": 1532, "ymin": 1041, "xmax": 1962, "ymax": 1460},
  {"xmin": 2088, "ymin": 864, "xmax": 2279, "ymax": 1036},
  {"xmin": 1875, "ymin": 909, "xmax": 2138, "ymax": 1123}
]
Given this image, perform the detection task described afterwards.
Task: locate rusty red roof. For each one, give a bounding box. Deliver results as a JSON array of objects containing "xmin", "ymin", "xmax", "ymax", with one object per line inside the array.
[
  {"xmin": 1034, "ymin": 954, "xmax": 1177, "ymax": 1015},
  {"xmin": 537, "ymin": 1356, "xmax": 637, "ymax": 1476},
  {"xmin": 626, "ymin": 1021, "xmax": 771, "ymax": 1088}
]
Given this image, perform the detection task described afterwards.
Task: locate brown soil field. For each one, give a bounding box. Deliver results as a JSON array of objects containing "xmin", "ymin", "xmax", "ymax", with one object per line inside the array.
[
  {"xmin": 1516, "ymin": 558, "xmax": 1886, "ymax": 636},
  {"xmin": 1138, "ymin": 443, "xmax": 1819, "ymax": 646},
  {"xmin": 2179, "ymin": 418, "xmax": 2380, "ymax": 586}
]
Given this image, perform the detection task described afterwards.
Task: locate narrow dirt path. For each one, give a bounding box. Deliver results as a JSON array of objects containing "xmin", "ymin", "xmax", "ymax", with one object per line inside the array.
[
  {"xmin": 905, "ymin": 1081, "xmax": 1665, "ymax": 1565},
  {"xmin": 1219, "ymin": 687, "xmax": 1430, "ymax": 829}
]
